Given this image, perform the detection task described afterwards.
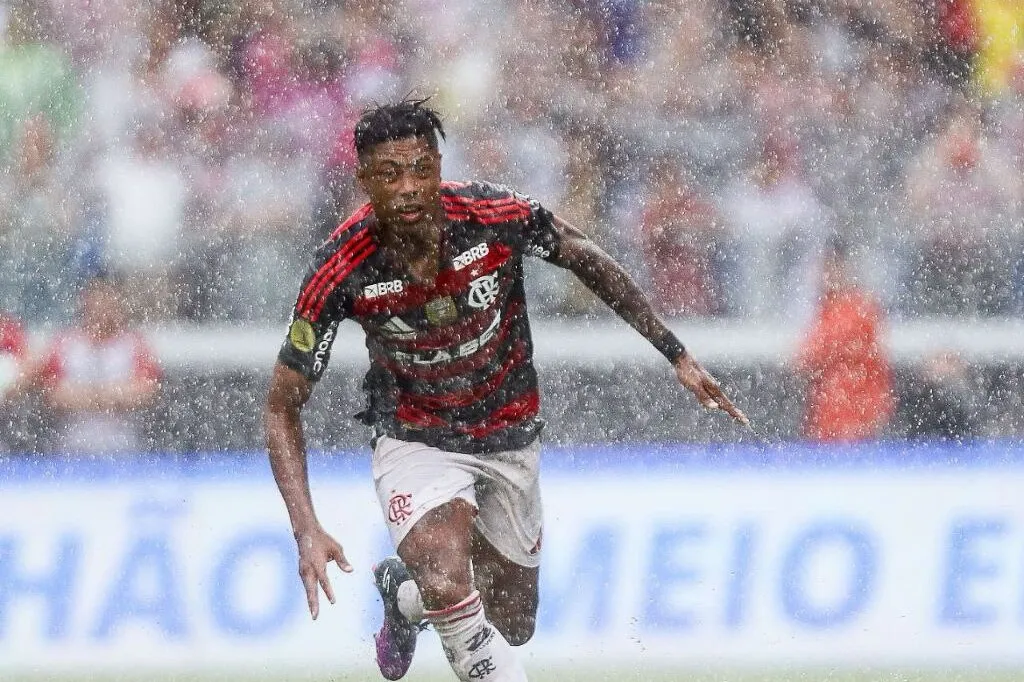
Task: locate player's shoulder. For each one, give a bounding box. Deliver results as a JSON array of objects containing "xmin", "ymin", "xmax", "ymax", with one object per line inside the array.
[
  {"xmin": 440, "ymin": 181, "xmax": 535, "ymax": 222},
  {"xmin": 310, "ymin": 202, "xmax": 377, "ymax": 265},
  {"xmin": 441, "ymin": 180, "xmax": 525, "ymax": 201},
  {"xmin": 322, "ymin": 202, "xmax": 375, "ymax": 249},
  {"xmin": 296, "ymin": 204, "xmax": 377, "ymax": 320}
]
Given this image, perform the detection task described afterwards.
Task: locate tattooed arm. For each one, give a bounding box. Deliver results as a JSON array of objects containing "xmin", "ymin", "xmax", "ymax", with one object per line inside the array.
[{"xmin": 548, "ymin": 215, "xmax": 748, "ymax": 425}]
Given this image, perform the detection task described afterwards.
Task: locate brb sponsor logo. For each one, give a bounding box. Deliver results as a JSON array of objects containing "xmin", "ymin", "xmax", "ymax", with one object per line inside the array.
[
  {"xmin": 453, "ymin": 242, "xmax": 489, "ymax": 271},
  {"xmin": 363, "ymin": 280, "xmax": 404, "ymax": 298}
]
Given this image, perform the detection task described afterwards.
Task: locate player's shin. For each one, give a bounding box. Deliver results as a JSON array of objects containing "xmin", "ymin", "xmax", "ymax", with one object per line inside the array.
[{"xmin": 426, "ymin": 590, "xmax": 528, "ymax": 682}]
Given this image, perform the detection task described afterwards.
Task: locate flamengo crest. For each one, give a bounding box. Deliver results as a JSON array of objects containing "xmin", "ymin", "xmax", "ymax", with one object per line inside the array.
[{"xmin": 467, "ymin": 274, "xmax": 499, "ymax": 309}]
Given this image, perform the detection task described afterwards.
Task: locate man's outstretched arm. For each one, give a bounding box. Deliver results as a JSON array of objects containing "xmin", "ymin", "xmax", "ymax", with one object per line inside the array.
[
  {"xmin": 265, "ymin": 362, "xmax": 353, "ymax": 618},
  {"xmin": 548, "ymin": 215, "xmax": 749, "ymax": 425}
]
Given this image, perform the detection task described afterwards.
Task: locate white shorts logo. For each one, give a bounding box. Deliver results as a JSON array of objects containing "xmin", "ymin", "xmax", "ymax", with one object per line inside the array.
[{"xmin": 467, "ymin": 274, "xmax": 499, "ymax": 309}]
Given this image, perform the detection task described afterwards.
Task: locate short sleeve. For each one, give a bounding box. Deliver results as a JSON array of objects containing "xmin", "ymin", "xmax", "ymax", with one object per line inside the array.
[
  {"xmin": 515, "ymin": 193, "xmax": 562, "ymax": 264},
  {"xmin": 276, "ymin": 245, "xmax": 354, "ymax": 382}
]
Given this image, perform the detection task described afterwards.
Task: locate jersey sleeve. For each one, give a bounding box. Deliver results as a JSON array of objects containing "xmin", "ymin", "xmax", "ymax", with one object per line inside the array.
[
  {"xmin": 276, "ymin": 245, "xmax": 353, "ymax": 382},
  {"xmin": 480, "ymin": 183, "xmax": 560, "ymax": 263},
  {"xmin": 518, "ymin": 194, "xmax": 561, "ymax": 263}
]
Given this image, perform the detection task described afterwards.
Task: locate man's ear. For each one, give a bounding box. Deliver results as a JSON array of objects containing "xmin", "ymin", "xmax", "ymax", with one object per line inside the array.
[{"xmin": 354, "ymin": 164, "xmax": 368, "ymax": 193}]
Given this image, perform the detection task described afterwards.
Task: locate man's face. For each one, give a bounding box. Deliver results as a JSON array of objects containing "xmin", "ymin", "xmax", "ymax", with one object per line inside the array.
[{"xmin": 357, "ymin": 136, "xmax": 442, "ymax": 231}]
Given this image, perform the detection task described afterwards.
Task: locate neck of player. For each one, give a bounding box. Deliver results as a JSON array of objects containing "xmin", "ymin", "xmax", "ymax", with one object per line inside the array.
[{"xmin": 378, "ymin": 213, "xmax": 445, "ymax": 283}]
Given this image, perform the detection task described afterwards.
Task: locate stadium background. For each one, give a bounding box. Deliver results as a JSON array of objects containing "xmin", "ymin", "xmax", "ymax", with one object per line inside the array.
[{"xmin": 2, "ymin": 0, "xmax": 1024, "ymax": 680}]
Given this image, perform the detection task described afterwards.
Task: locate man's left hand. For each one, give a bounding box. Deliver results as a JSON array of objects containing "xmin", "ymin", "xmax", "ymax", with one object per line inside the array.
[{"xmin": 674, "ymin": 353, "xmax": 749, "ymax": 426}]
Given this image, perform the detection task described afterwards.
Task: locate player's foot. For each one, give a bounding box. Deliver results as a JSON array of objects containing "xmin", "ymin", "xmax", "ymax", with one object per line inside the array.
[{"xmin": 373, "ymin": 556, "xmax": 422, "ymax": 680}]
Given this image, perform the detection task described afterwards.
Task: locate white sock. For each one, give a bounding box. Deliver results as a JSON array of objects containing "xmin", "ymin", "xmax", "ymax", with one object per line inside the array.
[
  {"xmin": 397, "ymin": 579, "xmax": 425, "ymax": 623},
  {"xmin": 426, "ymin": 591, "xmax": 527, "ymax": 682}
]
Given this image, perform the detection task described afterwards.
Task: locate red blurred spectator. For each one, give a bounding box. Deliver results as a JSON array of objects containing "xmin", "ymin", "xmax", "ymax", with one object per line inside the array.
[
  {"xmin": 639, "ymin": 157, "xmax": 721, "ymax": 317},
  {"xmin": 0, "ymin": 312, "xmax": 28, "ymax": 398},
  {"xmin": 927, "ymin": 0, "xmax": 979, "ymax": 86},
  {"xmin": 796, "ymin": 244, "xmax": 894, "ymax": 441},
  {"xmin": 26, "ymin": 275, "xmax": 162, "ymax": 455}
]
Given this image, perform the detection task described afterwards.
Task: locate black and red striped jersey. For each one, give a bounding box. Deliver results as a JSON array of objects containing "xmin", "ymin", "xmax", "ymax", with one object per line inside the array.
[{"xmin": 277, "ymin": 180, "xmax": 563, "ymax": 454}]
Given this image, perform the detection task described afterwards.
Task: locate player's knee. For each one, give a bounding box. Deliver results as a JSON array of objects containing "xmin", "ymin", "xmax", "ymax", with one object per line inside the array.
[
  {"xmin": 399, "ymin": 502, "xmax": 476, "ymax": 608},
  {"xmin": 404, "ymin": 551, "xmax": 471, "ymax": 608}
]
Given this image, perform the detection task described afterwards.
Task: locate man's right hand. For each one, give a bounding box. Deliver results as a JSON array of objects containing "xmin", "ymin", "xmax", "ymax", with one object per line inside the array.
[
  {"xmin": 295, "ymin": 526, "xmax": 353, "ymax": 619},
  {"xmin": 674, "ymin": 352, "xmax": 749, "ymax": 426}
]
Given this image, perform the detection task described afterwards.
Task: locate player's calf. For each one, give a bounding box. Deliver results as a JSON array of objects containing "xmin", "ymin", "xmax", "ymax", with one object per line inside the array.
[
  {"xmin": 472, "ymin": 544, "xmax": 540, "ymax": 646},
  {"xmin": 490, "ymin": 610, "xmax": 536, "ymax": 647}
]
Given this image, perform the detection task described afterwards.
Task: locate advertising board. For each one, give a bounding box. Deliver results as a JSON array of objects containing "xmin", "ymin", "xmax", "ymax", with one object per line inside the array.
[{"xmin": 1, "ymin": 442, "xmax": 1021, "ymax": 673}]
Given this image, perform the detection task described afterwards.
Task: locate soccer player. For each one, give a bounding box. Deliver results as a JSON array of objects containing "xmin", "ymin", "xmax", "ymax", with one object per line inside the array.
[{"xmin": 265, "ymin": 99, "xmax": 748, "ymax": 682}]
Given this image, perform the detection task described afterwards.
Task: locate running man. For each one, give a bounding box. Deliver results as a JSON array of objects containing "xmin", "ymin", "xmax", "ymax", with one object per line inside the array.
[{"xmin": 264, "ymin": 98, "xmax": 748, "ymax": 682}]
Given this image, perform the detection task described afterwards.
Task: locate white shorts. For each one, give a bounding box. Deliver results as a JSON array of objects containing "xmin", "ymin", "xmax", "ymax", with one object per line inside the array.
[{"xmin": 371, "ymin": 435, "xmax": 543, "ymax": 568}]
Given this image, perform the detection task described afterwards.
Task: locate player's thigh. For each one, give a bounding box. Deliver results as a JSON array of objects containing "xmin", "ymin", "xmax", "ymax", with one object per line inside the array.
[
  {"xmin": 470, "ymin": 439, "xmax": 543, "ymax": 637},
  {"xmin": 373, "ymin": 436, "xmax": 481, "ymax": 607},
  {"xmin": 472, "ymin": 527, "xmax": 540, "ymax": 610}
]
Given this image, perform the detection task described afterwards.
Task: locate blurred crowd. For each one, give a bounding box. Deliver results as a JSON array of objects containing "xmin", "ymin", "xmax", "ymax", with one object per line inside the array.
[
  {"xmin": 2, "ymin": 0, "xmax": 1023, "ymax": 329},
  {"xmin": 1, "ymin": 0, "xmax": 1023, "ymax": 452}
]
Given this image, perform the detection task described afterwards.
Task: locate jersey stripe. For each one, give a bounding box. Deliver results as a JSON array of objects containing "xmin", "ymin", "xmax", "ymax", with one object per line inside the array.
[
  {"xmin": 441, "ymin": 193, "xmax": 530, "ymax": 210},
  {"xmin": 460, "ymin": 389, "xmax": 540, "ymax": 439},
  {"xmin": 394, "ymin": 403, "xmax": 449, "ymax": 429},
  {"xmin": 328, "ymin": 203, "xmax": 372, "ymax": 240},
  {"xmin": 296, "ymin": 228, "xmax": 372, "ymax": 316},
  {"xmin": 447, "ymin": 209, "xmax": 532, "ymax": 226},
  {"xmin": 441, "ymin": 199, "xmax": 524, "ymax": 213},
  {"xmin": 441, "ymin": 193, "xmax": 532, "ymax": 222},
  {"xmin": 394, "ymin": 386, "xmax": 540, "ymax": 439},
  {"xmin": 444, "ymin": 206, "xmax": 531, "ymax": 220},
  {"xmin": 441, "ymin": 198, "xmax": 530, "ymax": 216},
  {"xmin": 300, "ymin": 236, "xmax": 375, "ymax": 321},
  {"xmin": 303, "ymin": 239, "xmax": 376, "ymax": 321},
  {"xmin": 397, "ymin": 343, "xmax": 528, "ymax": 410}
]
